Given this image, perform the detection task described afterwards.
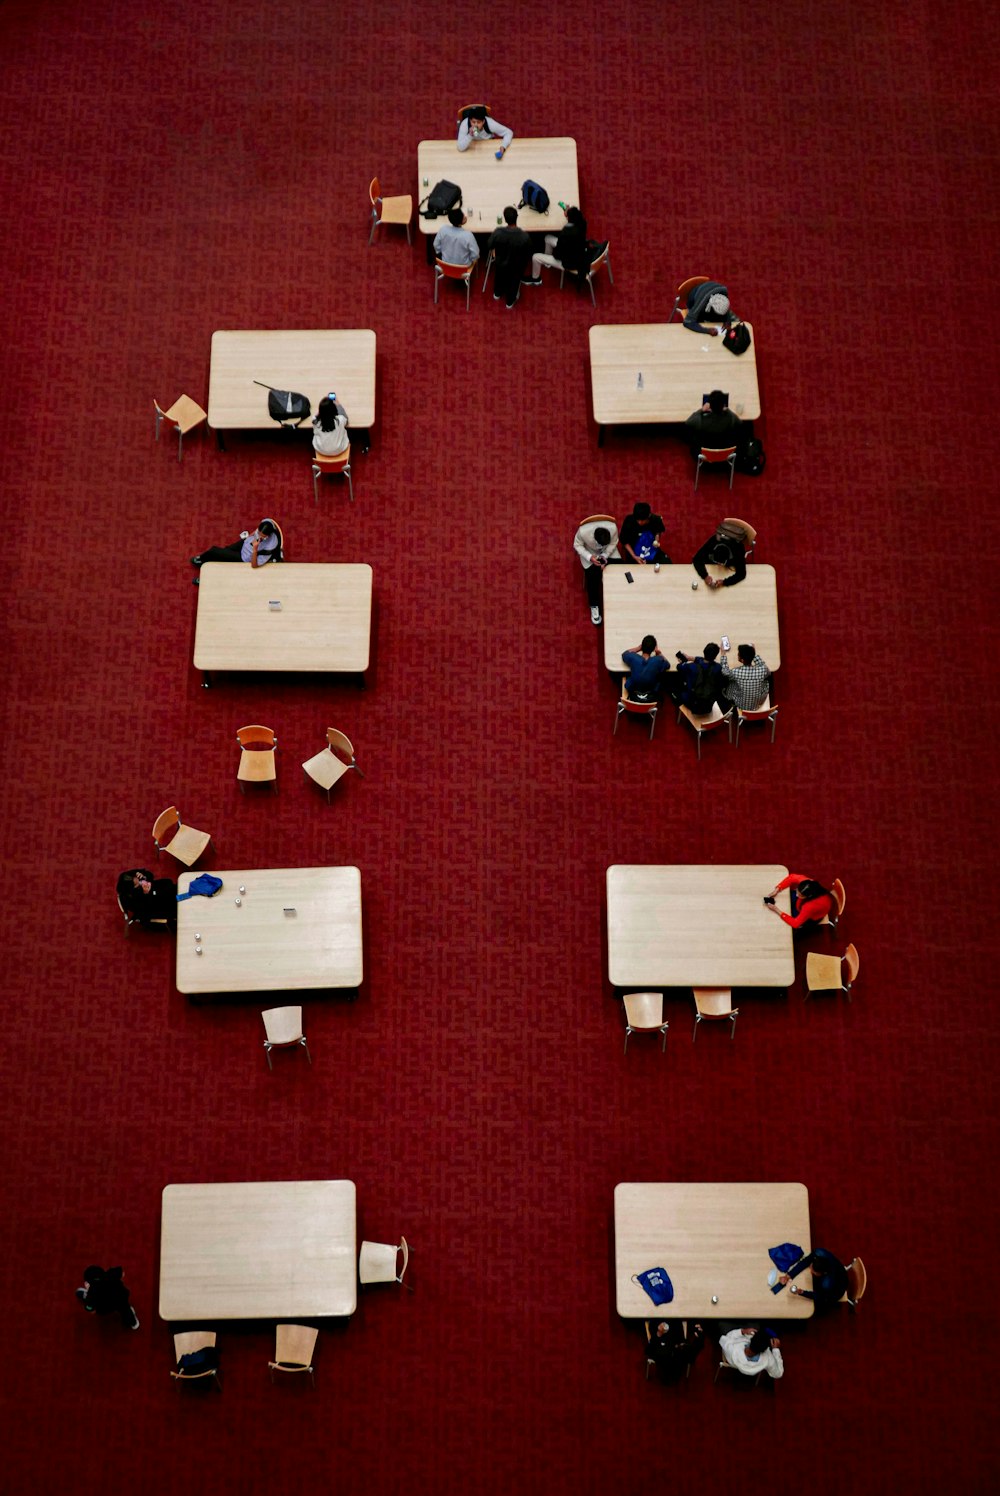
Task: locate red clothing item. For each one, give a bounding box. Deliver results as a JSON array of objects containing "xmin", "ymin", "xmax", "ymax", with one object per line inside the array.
[{"xmin": 774, "ymin": 873, "xmax": 834, "ymax": 928}]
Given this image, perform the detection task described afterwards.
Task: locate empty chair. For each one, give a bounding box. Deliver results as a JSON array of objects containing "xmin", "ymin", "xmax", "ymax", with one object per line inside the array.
[
  {"xmin": 623, "ymin": 992, "xmax": 668, "ymax": 1054},
  {"xmin": 614, "ymin": 679, "xmax": 658, "ymax": 741},
  {"xmin": 368, "ymin": 175, "xmax": 413, "ymax": 246},
  {"xmin": 694, "ymin": 445, "xmax": 737, "ymax": 492},
  {"xmin": 269, "ymin": 1324, "xmax": 319, "ymax": 1386},
  {"xmin": 735, "ymin": 695, "xmax": 779, "ymax": 746},
  {"xmin": 805, "ymin": 944, "xmax": 860, "ymax": 1000},
  {"xmin": 676, "ymin": 702, "xmax": 733, "ymax": 760},
  {"xmin": 561, "ymin": 240, "xmax": 613, "ymax": 306},
  {"xmin": 842, "ymin": 1257, "xmax": 867, "ymax": 1309},
  {"xmin": 312, "ymin": 446, "xmax": 353, "ymax": 504},
  {"xmin": 819, "ymin": 878, "xmax": 846, "ymax": 931},
  {"xmin": 152, "ymin": 806, "xmax": 211, "ymax": 867},
  {"xmin": 692, "ymin": 988, "xmax": 739, "ymax": 1042},
  {"xmin": 302, "ymin": 728, "xmax": 364, "ymax": 803},
  {"xmin": 171, "ymin": 1331, "xmax": 221, "ymax": 1389},
  {"xmin": 669, "ymin": 275, "xmax": 710, "ymax": 322},
  {"xmin": 236, "ymin": 724, "xmax": 277, "ymax": 795},
  {"xmin": 360, "ymin": 1236, "xmax": 412, "ymax": 1290},
  {"xmin": 434, "ymin": 258, "xmax": 474, "ymax": 310},
  {"xmin": 153, "ymin": 395, "xmax": 207, "ymax": 463},
  {"xmin": 261, "ymin": 1006, "xmax": 311, "ymax": 1069}
]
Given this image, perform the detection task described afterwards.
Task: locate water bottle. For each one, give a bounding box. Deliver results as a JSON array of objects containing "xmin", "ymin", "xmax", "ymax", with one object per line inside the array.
[{"xmin": 558, "ymin": 200, "xmax": 568, "ymax": 212}]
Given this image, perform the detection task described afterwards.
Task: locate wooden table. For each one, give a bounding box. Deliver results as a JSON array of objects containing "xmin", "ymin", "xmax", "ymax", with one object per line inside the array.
[
  {"xmin": 207, "ymin": 330, "xmax": 376, "ymax": 448},
  {"xmin": 614, "ymin": 1182, "xmax": 813, "ymax": 1319},
  {"xmin": 606, "ymin": 864, "xmax": 794, "ymax": 989},
  {"xmin": 159, "ymin": 1180, "xmax": 357, "ymax": 1320},
  {"xmin": 193, "ymin": 562, "xmax": 372, "ymax": 685},
  {"xmin": 602, "ymin": 563, "xmax": 779, "ymax": 672},
  {"xmin": 176, "ymin": 866, "xmax": 363, "ymax": 996},
  {"xmin": 589, "ymin": 323, "xmax": 760, "ymax": 443},
  {"xmin": 417, "ymin": 137, "xmax": 579, "ymax": 236}
]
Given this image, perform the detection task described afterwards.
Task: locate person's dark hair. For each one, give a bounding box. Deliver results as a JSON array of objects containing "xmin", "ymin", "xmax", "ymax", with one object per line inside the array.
[
  {"xmin": 747, "ymin": 1328, "xmax": 771, "ymax": 1357},
  {"xmin": 258, "ymin": 521, "xmax": 277, "ymax": 538},
  {"xmin": 317, "ymin": 396, "xmax": 341, "ymax": 431},
  {"xmin": 467, "ymin": 106, "xmax": 488, "ymax": 122},
  {"xmin": 737, "ymin": 643, "xmax": 755, "ymax": 664},
  {"xmin": 503, "ymin": 205, "xmax": 517, "ymax": 225},
  {"xmin": 710, "ymin": 537, "xmax": 735, "ymax": 566},
  {"xmin": 633, "ymin": 502, "xmax": 651, "ymax": 522},
  {"xmin": 641, "ymin": 634, "xmax": 657, "ymax": 654},
  {"xmin": 593, "ymin": 527, "xmax": 610, "ymax": 545},
  {"xmin": 448, "ymin": 207, "xmax": 465, "ymax": 228},
  {"xmin": 703, "ymin": 642, "xmax": 720, "ymax": 661},
  {"xmin": 707, "ymin": 389, "xmax": 727, "ymax": 413},
  {"xmin": 566, "ymin": 206, "xmax": 585, "ymax": 227},
  {"xmin": 797, "ymin": 878, "xmax": 833, "ymax": 903}
]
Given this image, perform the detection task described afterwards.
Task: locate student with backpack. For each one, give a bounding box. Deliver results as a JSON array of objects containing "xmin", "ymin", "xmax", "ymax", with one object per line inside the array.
[
  {"xmin": 521, "ymin": 206, "xmax": 590, "ymax": 287},
  {"xmin": 670, "ymin": 643, "xmax": 726, "ymax": 714}
]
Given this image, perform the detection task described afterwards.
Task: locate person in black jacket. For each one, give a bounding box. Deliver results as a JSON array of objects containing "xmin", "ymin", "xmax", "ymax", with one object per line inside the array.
[
  {"xmin": 670, "ymin": 643, "xmax": 726, "ymax": 712},
  {"xmin": 691, "ymin": 520, "xmax": 751, "ymax": 589},
  {"xmin": 117, "ymin": 869, "xmax": 177, "ymax": 931},
  {"xmin": 778, "ymin": 1248, "xmax": 849, "ymax": 1311},
  {"xmin": 487, "ymin": 206, "xmax": 532, "ymax": 309},
  {"xmin": 522, "ymin": 206, "xmax": 589, "ymax": 287},
  {"xmin": 76, "ymin": 1265, "xmax": 140, "ymax": 1329},
  {"xmin": 646, "ymin": 1320, "xmax": 706, "ymax": 1382}
]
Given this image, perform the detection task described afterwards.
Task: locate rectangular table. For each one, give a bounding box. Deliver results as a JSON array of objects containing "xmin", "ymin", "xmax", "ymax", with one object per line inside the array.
[
  {"xmin": 159, "ymin": 1180, "xmax": 357, "ymax": 1320},
  {"xmin": 602, "ymin": 563, "xmax": 779, "ymax": 673},
  {"xmin": 589, "ymin": 323, "xmax": 760, "ymax": 443},
  {"xmin": 606, "ymin": 864, "xmax": 794, "ymax": 989},
  {"xmin": 176, "ymin": 866, "xmax": 363, "ymax": 996},
  {"xmin": 614, "ymin": 1182, "xmax": 813, "ymax": 1319},
  {"xmin": 193, "ymin": 562, "xmax": 372, "ymax": 684},
  {"xmin": 417, "ymin": 137, "xmax": 578, "ymax": 236},
  {"xmin": 207, "ymin": 329, "xmax": 376, "ymax": 446}
]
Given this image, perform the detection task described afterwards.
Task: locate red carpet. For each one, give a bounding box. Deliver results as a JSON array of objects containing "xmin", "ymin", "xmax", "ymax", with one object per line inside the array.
[{"xmin": 1, "ymin": 0, "xmax": 996, "ymax": 1490}]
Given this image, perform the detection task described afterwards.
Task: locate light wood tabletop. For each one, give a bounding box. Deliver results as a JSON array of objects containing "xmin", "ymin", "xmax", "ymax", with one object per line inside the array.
[
  {"xmin": 207, "ymin": 329, "xmax": 376, "ymax": 430},
  {"xmin": 176, "ymin": 866, "xmax": 363, "ymax": 994},
  {"xmin": 602, "ymin": 562, "xmax": 779, "ymax": 672},
  {"xmin": 606, "ymin": 864, "xmax": 794, "ymax": 989},
  {"xmin": 614, "ymin": 1182, "xmax": 813, "ymax": 1319},
  {"xmin": 589, "ymin": 323, "xmax": 760, "ymax": 428},
  {"xmin": 417, "ymin": 137, "xmax": 578, "ymax": 235},
  {"xmin": 193, "ymin": 562, "xmax": 373, "ymax": 678},
  {"xmin": 159, "ymin": 1180, "xmax": 357, "ymax": 1320}
]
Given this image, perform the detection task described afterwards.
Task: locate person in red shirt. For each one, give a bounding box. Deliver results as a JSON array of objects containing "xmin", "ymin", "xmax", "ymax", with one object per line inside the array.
[{"xmin": 763, "ymin": 873, "xmax": 835, "ymax": 928}]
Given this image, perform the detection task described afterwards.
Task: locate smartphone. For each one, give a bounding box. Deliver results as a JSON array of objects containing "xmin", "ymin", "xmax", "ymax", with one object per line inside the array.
[
  {"xmin": 721, "ymin": 635, "xmax": 730, "ymax": 651},
  {"xmin": 625, "ymin": 572, "xmax": 634, "ymax": 584}
]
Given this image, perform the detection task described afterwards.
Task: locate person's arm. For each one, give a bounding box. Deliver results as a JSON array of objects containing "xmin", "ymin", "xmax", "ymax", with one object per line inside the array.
[
  {"xmin": 692, "ymin": 537, "xmax": 712, "ymax": 579},
  {"xmin": 721, "ymin": 549, "xmax": 747, "ymax": 586},
  {"xmin": 778, "ymin": 901, "xmax": 823, "ymax": 929},
  {"xmin": 433, "ymin": 228, "xmax": 445, "ymax": 256},
  {"xmin": 457, "ymin": 118, "xmax": 472, "ymax": 151},
  {"xmin": 249, "ymin": 535, "xmax": 265, "ymax": 568},
  {"xmin": 767, "ymin": 1347, "xmax": 784, "ymax": 1379},
  {"xmin": 573, "ymin": 528, "xmax": 594, "ymax": 566},
  {"xmin": 718, "ymin": 653, "xmax": 734, "ymax": 679},
  {"xmin": 486, "ymin": 116, "xmax": 513, "ymax": 151},
  {"xmin": 683, "ymin": 294, "xmax": 720, "ymax": 335},
  {"xmin": 465, "ymin": 233, "xmax": 480, "ymax": 264}
]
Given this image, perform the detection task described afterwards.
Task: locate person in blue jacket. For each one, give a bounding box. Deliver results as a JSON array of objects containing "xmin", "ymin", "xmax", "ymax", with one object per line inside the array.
[{"xmin": 778, "ymin": 1248, "xmax": 849, "ymax": 1311}]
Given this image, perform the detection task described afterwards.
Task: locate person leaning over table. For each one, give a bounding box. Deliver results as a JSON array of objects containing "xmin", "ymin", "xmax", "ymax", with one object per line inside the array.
[
  {"xmin": 190, "ymin": 519, "xmax": 280, "ymax": 584},
  {"xmin": 718, "ymin": 1326, "xmax": 783, "ymax": 1379},
  {"xmin": 433, "ymin": 207, "xmax": 480, "ymax": 267},
  {"xmin": 573, "ymin": 517, "xmax": 620, "ymax": 626},
  {"xmin": 777, "ymin": 1248, "xmax": 849, "ymax": 1312},
  {"xmin": 312, "ymin": 395, "xmax": 349, "ymax": 456},
  {"xmin": 116, "ymin": 868, "xmax": 177, "ymax": 931},
  {"xmin": 763, "ymin": 874, "xmax": 836, "ymax": 928},
  {"xmin": 456, "ymin": 105, "xmax": 513, "ymax": 156},
  {"xmin": 622, "ymin": 635, "xmax": 671, "ymax": 701},
  {"xmin": 682, "ymin": 279, "xmax": 736, "ymax": 335},
  {"xmin": 719, "ymin": 643, "xmax": 770, "ymax": 712},
  {"xmin": 691, "ymin": 519, "xmax": 750, "ymax": 589}
]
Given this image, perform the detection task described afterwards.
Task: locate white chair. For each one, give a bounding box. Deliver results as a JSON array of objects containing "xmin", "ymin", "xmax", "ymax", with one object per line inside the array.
[
  {"xmin": 301, "ymin": 728, "xmax": 364, "ymax": 803},
  {"xmin": 269, "ymin": 1324, "xmax": 319, "ymax": 1386},
  {"xmin": 261, "ymin": 1006, "xmax": 312, "ymax": 1069},
  {"xmin": 623, "ymin": 992, "xmax": 668, "ymax": 1054},
  {"xmin": 171, "ymin": 1331, "xmax": 221, "ymax": 1389},
  {"xmin": 692, "ymin": 988, "xmax": 739, "ymax": 1042},
  {"xmin": 359, "ymin": 1236, "xmax": 412, "ymax": 1290}
]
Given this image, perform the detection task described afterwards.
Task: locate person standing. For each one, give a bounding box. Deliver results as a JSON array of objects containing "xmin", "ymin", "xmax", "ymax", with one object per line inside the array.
[
  {"xmin": 487, "ymin": 206, "xmax": 531, "ymax": 309},
  {"xmin": 76, "ymin": 1266, "xmax": 139, "ymax": 1330},
  {"xmin": 433, "ymin": 208, "xmax": 480, "ymax": 267},
  {"xmin": 573, "ymin": 517, "xmax": 620, "ymax": 625}
]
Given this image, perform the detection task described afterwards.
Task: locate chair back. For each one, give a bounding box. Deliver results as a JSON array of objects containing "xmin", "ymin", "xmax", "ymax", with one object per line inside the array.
[
  {"xmin": 843, "ymin": 943, "xmax": 860, "ymax": 984},
  {"xmin": 314, "ymin": 447, "xmax": 351, "ymax": 474},
  {"xmin": 738, "ymin": 697, "xmax": 773, "ymax": 721},
  {"xmin": 273, "ymin": 1323, "xmax": 318, "ymax": 1369},
  {"xmin": 587, "ymin": 242, "xmax": 610, "ymax": 276},
  {"xmin": 579, "ymin": 513, "xmax": 616, "ymax": 529},
  {"xmin": 152, "ymin": 806, "xmax": 181, "ymax": 847},
  {"xmin": 436, "ymin": 258, "xmax": 473, "ymax": 282},
  {"xmin": 693, "ymin": 987, "xmax": 736, "ymax": 1019},
  {"xmin": 623, "ymin": 991, "xmax": 664, "ymax": 1030},
  {"xmin": 457, "ymin": 102, "xmax": 490, "ymax": 121},
  {"xmin": 369, "ymin": 176, "xmax": 381, "ymax": 206},
  {"xmin": 237, "ymin": 724, "xmax": 276, "ymax": 751},
  {"xmin": 845, "ymin": 1257, "xmax": 867, "ymax": 1305},
  {"xmin": 700, "ymin": 446, "xmax": 738, "ymax": 463},
  {"xmin": 153, "ymin": 398, "xmax": 174, "ymax": 428},
  {"xmin": 326, "ymin": 727, "xmax": 355, "ymax": 761},
  {"xmin": 172, "ymin": 1331, "xmax": 218, "ymax": 1382},
  {"xmin": 676, "ymin": 275, "xmax": 710, "ymax": 306},
  {"xmin": 723, "ymin": 515, "xmax": 757, "ymax": 547},
  {"xmin": 831, "ymin": 877, "xmax": 846, "ymax": 919},
  {"xmin": 262, "ymin": 1005, "xmax": 305, "ymax": 1045},
  {"xmin": 261, "ymin": 516, "xmax": 283, "ymax": 561}
]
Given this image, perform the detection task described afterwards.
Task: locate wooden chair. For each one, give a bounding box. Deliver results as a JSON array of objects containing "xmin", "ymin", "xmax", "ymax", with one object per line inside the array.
[
  {"xmin": 456, "ymin": 102, "xmax": 491, "ymax": 122},
  {"xmin": 692, "ymin": 988, "xmax": 739, "ymax": 1042},
  {"xmin": 261, "ymin": 1006, "xmax": 311, "ymax": 1070},
  {"xmin": 560, "ymin": 241, "xmax": 614, "ymax": 306},
  {"xmin": 735, "ymin": 695, "xmax": 779, "ymax": 746},
  {"xmin": 236, "ymin": 725, "xmax": 277, "ymax": 795},
  {"xmin": 264, "ymin": 516, "xmax": 285, "ymax": 561},
  {"xmin": 152, "ymin": 806, "xmax": 211, "ymax": 867},
  {"xmin": 481, "ymin": 247, "xmax": 495, "ymax": 294},
  {"xmin": 805, "ymin": 943, "xmax": 859, "ymax": 1000},
  {"xmin": 312, "ymin": 445, "xmax": 353, "ymax": 504},
  {"xmin": 302, "ymin": 728, "xmax": 364, "ymax": 803},
  {"xmin": 359, "ymin": 1236, "xmax": 412, "ymax": 1290},
  {"xmin": 723, "ymin": 517, "xmax": 757, "ymax": 558},
  {"xmin": 434, "ymin": 258, "xmax": 474, "ymax": 310},
  {"xmin": 669, "ymin": 275, "xmax": 710, "ymax": 322},
  {"xmin": 171, "ymin": 1331, "xmax": 221, "ymax": 1389},
  {"xmin": 116, "ymin": 891, "xmax": 170, "ymax": 936},
  {"xmin": 623, "ymin": 992, "xmax": 668, "ymax": 1053},
  {"xmin": 694, "ymin": 445, "xmax": 737, "ymax": 492},
  {"xmin": 842, "ymin": 1257, "xmax": 867, "ymax": 1309},
  {"xmin": 614, "ymin": 679, "xmax": 658, "ymax": 741},
  {"xmin": 368, "ymin": 175, "xmax": 413, "ymax": 246},
  {"xmin": 153, "ymin": 395, "xmax": 207, "ymax": 462},
  {"xmin": 819, "ymin": 878, "xmax": 846, "ymax": 931},
  {"xmin": 676, "ymin": 702, "xmax": 733, "ymax": 760},
  {"xmin": 269, "ymin": 1324, "xmax": 319, "ymax": 1386}
]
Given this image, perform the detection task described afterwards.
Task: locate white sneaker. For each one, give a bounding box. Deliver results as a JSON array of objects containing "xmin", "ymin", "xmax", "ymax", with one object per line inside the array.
[{"xmin": 590, "ymin": 606, "xmax": 601, "ymax": 626}]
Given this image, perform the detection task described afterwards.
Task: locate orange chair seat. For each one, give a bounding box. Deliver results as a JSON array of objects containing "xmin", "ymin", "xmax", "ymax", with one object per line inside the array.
[{"xmin": 379, "ymin": 193, "xmax": 412, "ymax": 224}]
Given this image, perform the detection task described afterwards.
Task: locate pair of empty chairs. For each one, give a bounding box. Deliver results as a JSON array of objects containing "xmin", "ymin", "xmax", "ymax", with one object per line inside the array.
[
  {"xmin": 171, "ymin": 1327, "xmax": 320, "ymax": 1389},
  {"xmin": 234, "ymin": 728, "xmax": 363, "ymax": 801},
  {"xmin": 622, "ymin": 989, "xmax": 739, "ymax": 1050},
  {"xmin": 154, "ymin": 394, "xmax": 207, "ymax": 462}
]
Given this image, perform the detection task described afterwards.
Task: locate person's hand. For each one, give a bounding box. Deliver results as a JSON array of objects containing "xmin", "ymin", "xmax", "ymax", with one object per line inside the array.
[
  {"xmin": 765, "ymin": 902, "xmax": 780, "ymax": 916},
  {"xmin": 637, "ymin": 556, "xmax": 646, "ymax": 565},
  {"xmin": 701, "ymin": 402, "xmax": 711, "ymax": 412},
  {"xmin": 771, "ymin": 1337, "xmax": 781, "ymax": 1348},
  {"xmin": 709, "ymin": 327, "xmax": 720, "ymax": 336},
  {"xmin": 653, "ymin": 648, "xmax": 662, "ymax": 657},
  {"xmin": 778, "ymin": 1273, "xmax": 790, "ymax": 1285}
]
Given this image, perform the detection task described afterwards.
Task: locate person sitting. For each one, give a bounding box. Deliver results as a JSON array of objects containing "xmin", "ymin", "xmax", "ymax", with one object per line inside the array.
[
  {"xmin": 720, "ymin": 643, "xmax": 770, "ymax": 712},
  {"xmin": 718, "ymin": 1326, "xmax": 783, "ymax": 1379},
  {"xmin": 487, "ymin": 206, "xmax": 531, "ymax": 309},
  {"xmin": 620, "ymin": 502, "xmax": 670, "ymax": 566},
  {"xmin": 671, "ymin": 643, "xmax": 725, "ymax": 714},
  {"xmin": 646, "ymin": 1320, "xmax": 706, "ymax": 1382},
  {"xmin": 522, "ymin": 206, "xmax": 589, "ymax": 287},
  {"xmin": 191, "ymin": 519, "xmax": 280, "ymax": 583},
  {"xmin": 692, "ymin": 520, "xmax": 751, "ymax": 589},
  {"xmin": 685, "ymin": 389, "xmax": 742, "ymax": 453},
  {"xmin": 433, "ymin": 207, "xmax": 480, "ymax": 267},
  {"xmin": 622, "ymin": 635, "xmax": 670, "ymax": 701},
  {"xmin": 763, "ymin": 873, "xmax": 837, "ymax": 928},
  {"xmin": 683, "ymin": 279, "xmax": 736, "ymax": 335},
  {"xmin": 456, "ymin": 105, "xmax": 514, "ymax": 156},
  {"xmin": 312, "ymin": 394, "xmax": 349, "ymax": 456},
  {"xmin": 778, "ymin": 1248, "xmax": 849, "ymax": 1312},
  {"xmin": 76, "ymin": 1266, "xmax": 140, "ymax": 1330},
  {"xmin": 573, "ymin": 518, "xmax": 620, "ymax": 626},
  {"xmin": 116, "ymin": 869, "xmax": 177, "ymax": 931}
]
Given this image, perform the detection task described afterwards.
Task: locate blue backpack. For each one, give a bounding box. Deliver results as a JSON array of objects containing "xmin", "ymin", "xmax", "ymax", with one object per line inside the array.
[{"xmin": 519, "ymin": 180, "xmax": 550, "ymax": 214}]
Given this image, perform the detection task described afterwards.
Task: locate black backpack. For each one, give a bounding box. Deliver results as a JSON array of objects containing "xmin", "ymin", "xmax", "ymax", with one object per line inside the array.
[
  {"xmin": 736, "ymin": 439, "xmax": 767, "ymax": 476},
  {"xmin": 424, "ymin": 179, "xmax": 462, "ymax": 217},
  {"xmin": 519, "ymin": 180, "xmax": 550, "ymax": 214},
  {"xmin": 688, "ymin": 660, "xmax": 719, "ymax": 714},
  {"xmin": 253, "ymin": 381, "xmax": 311, "ymax": 425}
]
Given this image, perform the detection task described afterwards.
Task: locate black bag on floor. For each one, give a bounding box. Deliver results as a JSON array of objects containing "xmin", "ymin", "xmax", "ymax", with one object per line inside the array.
[{"xmin": 736, "ymin": 439, "xmax": 767, "ymax": 476}]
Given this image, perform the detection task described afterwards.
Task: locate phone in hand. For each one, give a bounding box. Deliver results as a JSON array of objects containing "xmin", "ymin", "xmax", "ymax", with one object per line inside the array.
[
  {"xmin": 721, "ymin": 635, "xmax": 731, "ymax": 651},
  {"xmin": 763, "ymin": 895, "xmax": 775, "ymax": 905}
]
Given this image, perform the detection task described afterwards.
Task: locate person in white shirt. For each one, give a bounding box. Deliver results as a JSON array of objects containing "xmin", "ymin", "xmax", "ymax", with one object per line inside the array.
[
  {"xmin": 573, "ymin": 518, "xmax": 620, "ymax": 626},
  {"xmin": 719, "ymin": 1326, "xmax": 784, "ymax": 1379},
  {"xmin": 312, "ymin": 395, "xmax": 350, "ymax": 456},
  {"xmin": 433, "ymin": 208, "xmax": 480, "ymax": 267},
  {"xmin": 456, "ymin": 106, "xmax": 513, "ymax": 156}
]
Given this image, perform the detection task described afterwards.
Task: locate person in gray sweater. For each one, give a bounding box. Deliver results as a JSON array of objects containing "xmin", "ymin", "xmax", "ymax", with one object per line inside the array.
[{"xmin": 433, "ymin": 208, "xmax": 480, "ymax": 266}]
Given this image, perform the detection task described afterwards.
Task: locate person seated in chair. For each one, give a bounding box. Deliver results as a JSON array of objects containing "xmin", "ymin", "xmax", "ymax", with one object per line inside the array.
[
  {"xmin": 456, "ymin": 106, "xmax": 513, "ymax": 156},
  {"xmin": 433, "ymin": 207, "xmax": 480, "ymax": 267},
  {"xmin": 622, "ymin": 635, "xmax": 670, "ymax": 701},
  {"xmin": 620, "ymin": 502, "xmax": 670, "ymax": 566},
  {"xmin": 671, "ymin": 643, "xmax": 726, "ymax": 714},
  {"xmin": 763, "ymin": 874, "xmax": 837, "ymax": 929},
  {"xmin": 522, "ymin": 206, "xmax": 589, "ymax": 288},
  {"xmin": 191, "ymin": 519, "xmax": 280, "ymax": 583},
  {"xmin": 685, "ymin": 389, "xmax": 744, "ymax": 454},
  {"xmin": 720, "ymin": 643, "xmax": 770, "ymax": 712},
  {"xmin": 312, "ymin": 395, "xmax": 349, "ymax": 456},
  {"xmin": 718, "ymin": 1326, "xmax": 783, "ymax": 1379},
  {"xmin": 691, "ymin": 520, "xmax": 751, "ymax": 589},
  {"xmin": 116, "ymin": 869, "xmax": 177, "ymax": 931},
  {"xmin": 487, "ymin": 206, "xmax": 531, "ymax": 309},
  {"xmin": 777, "ymin": 1247, "xmax": 849, "ymax": 1312},
  {"xmin": 646, "ymin": 1320, "xmax": 706, "ymax": 1382},
  {"xmin": 683, "ymin": 280, "xmax": 736, "ymax": 335}
]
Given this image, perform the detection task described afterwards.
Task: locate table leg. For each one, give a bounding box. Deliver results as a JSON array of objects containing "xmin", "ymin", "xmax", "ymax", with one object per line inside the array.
[
  {"xmin": 214, "ymin": 429, "xmax": 227, "ymax": 452},
  {"xmin": 356, "ymin": 428, "xmax": 370, "ymax": 455}
]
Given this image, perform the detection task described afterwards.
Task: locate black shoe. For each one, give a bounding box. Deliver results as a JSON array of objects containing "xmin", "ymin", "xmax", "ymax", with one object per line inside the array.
[
  {"xmin": 521, "ymin": 276, "xmax": 542, "ymax": 285},
  {"xmin": 505, "ymin": 299, "xmax": 517, "ymax": 309},
  {"xmin": 191, "ymin": 555, "xmax": 203, "ymax": 567}
]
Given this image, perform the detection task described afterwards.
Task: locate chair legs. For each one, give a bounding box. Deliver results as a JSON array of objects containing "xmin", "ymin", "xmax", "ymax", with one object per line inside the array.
[{"xmin": 313, "ymin": 462, "xmax": 353, "ymax": 504}]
